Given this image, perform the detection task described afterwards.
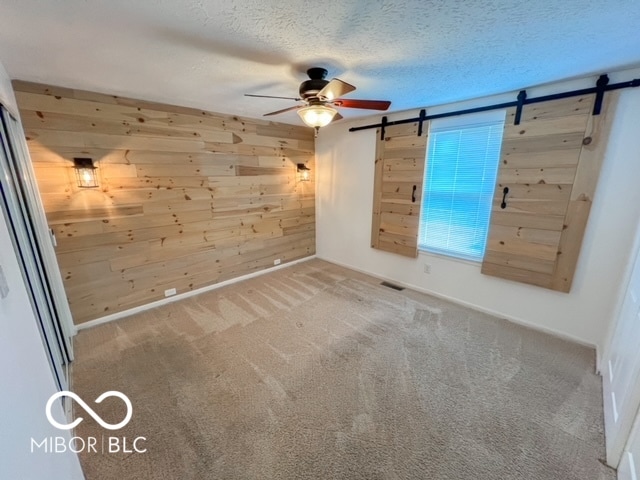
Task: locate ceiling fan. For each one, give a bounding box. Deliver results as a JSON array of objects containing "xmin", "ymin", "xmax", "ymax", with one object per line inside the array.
[{"xmin": 245, "ymin": 67, "xmax": 391, "ymax": 133}]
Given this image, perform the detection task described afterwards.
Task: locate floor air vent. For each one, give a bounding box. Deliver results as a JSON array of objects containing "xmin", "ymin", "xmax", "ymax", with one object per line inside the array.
[{"xmin": 380, "ymin": 281, "xmax": 405, "ymax": 291}]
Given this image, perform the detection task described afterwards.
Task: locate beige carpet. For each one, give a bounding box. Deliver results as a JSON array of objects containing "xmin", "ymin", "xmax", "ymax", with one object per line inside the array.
[{"xmin": 72, "ymin": 259, "xmax": 614, "ymax": 479}]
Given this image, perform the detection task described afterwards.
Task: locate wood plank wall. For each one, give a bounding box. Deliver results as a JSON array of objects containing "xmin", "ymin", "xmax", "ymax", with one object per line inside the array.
[{"xmin": 12, "ymin": 81, "xmax": 316, "ymax": 325}]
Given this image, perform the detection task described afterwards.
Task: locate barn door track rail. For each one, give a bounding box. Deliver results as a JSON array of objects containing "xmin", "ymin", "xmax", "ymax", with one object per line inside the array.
[{"xmin": 349, "ymin": 74, "xmax": 640, "ymax": 140}]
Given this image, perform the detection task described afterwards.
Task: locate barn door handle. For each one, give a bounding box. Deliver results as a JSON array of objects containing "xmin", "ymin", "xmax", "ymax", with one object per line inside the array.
[
  {"xmin": 412, "ymin": 185, "xmax": 417, "ymax": 203},
  {"xmin": 501, "ymin": 187, "xmax": 509, "ymax": 209}
]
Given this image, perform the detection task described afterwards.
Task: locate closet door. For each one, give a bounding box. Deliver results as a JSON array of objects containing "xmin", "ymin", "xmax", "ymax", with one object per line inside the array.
[
  {"xmin": 0, "ymin": 106, "xmax": 72, "ymax": 390},
  {"xmin": 602, "ymin": 229, "xmax": 640, "ymax": 467}
]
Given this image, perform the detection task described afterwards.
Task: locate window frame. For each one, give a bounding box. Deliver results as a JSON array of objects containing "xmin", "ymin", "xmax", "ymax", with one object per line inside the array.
[{"xmin": 417, "ymin": 110, "xmax": 506, "ymax": 263}]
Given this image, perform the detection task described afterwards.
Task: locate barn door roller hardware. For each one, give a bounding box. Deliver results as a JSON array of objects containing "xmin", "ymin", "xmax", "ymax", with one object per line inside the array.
[{"xmin": 354, "ymin": 73, "xmax": 640, "ymax": 138}]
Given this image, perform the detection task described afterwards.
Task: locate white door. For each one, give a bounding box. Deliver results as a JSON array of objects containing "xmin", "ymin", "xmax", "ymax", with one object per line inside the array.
[
  {"xmin": 618, "ymin": 414, "xmax": 640, "ymax": 480},
  {"xmin": 603, "ymin": 225, "xmax": 640, "ymax": 467}
]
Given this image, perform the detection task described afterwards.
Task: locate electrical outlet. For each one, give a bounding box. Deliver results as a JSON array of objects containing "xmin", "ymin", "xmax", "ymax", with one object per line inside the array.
[
  {"xmin": 423, "ymin": 264, "xmax": 431, "ymax": 274},
  {"xmin": 164, "ymin": 288, "xmax": 177, "ymax": 297},
  {"xmin": 274, "ymin": 259, "xmax": 281, "ymax": 266}
]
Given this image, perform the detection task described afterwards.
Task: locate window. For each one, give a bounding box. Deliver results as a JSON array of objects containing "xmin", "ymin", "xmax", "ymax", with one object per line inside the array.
[{"xmin": 418, "ymin": 111, "xmax": 505, "ymax": 261}]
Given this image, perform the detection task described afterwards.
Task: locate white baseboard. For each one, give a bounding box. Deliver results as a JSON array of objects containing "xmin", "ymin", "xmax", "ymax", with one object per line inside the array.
[
  {"xmin": 77, "ymin": 255, "xmax": 316, "ymax": 331},
  {"xmin": 316, "ymin": 255, "xmax": 598, "ymax": 353},
  {"xmin": 596, "ymin": 349, "xmax": 603, "ymax": 376}
]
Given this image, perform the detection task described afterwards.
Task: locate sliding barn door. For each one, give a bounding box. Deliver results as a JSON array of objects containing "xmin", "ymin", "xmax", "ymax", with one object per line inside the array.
[
  {"xmin": 482, "ymin": 93, "xmax": 617, "ymax": 292},
  {"xmin": 371, "ymin": 122, "xmax": 427, "ymax": 258}
]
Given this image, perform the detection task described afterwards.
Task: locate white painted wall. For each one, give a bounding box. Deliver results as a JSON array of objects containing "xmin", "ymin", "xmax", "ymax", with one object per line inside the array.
[
  {"xmin": 0, "ymin": 60, "xmax": 18, "ymax": 116},
  {"xmin": 0, "ymin": 61, "xmax": 84, "ymax": 480},
  {"xmin": 0, "ymin": 209, "xmax": 85, "ymax": 479},
  {"xmin": 316, "ymin": 68, "xmax": 640, "ymax": 354}
]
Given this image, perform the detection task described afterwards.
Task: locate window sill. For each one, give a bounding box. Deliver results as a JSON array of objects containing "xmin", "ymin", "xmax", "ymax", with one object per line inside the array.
[{"xmin": 417, "ymin": 249, "xmax": 482, "ymax": 268}]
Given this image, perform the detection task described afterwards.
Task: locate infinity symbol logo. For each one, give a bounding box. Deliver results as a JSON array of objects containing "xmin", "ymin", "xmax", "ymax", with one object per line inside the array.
[{"xmin": 46, "ymin": 391, "xmax": 133, "ymax": 431}]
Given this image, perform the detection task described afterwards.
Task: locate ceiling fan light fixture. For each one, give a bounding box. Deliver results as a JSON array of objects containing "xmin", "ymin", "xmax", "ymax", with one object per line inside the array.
[{"xmin": 297, "ymin": 104, "xmax": 337, "ymax": 128}]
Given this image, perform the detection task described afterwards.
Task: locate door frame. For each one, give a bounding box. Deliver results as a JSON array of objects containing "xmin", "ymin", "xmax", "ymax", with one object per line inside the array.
[
  {"xmin": 1, "ymin": 108, "xmax": 76, "ymax": 346},
  {"xmin": 0, "ymin": 104, "xmax": 75, "ymax": 390}
]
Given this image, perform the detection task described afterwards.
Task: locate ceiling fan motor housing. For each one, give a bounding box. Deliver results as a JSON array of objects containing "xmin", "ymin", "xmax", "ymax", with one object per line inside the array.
[
  {"xmin": 299, "ymin": 67, "xmax": 329, "ymax": 100},
  {"xmin": 246, "ymin": 66, "xmax": 390, "ymax": 120}
]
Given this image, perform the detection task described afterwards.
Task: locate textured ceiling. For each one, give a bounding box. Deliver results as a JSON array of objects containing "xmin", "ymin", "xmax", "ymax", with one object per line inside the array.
[{"xmin": 0, "ymin": 0, "xmax": 639, "ymax": 126}]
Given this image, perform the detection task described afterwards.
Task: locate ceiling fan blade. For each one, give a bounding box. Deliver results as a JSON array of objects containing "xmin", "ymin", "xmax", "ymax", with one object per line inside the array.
[
  {"xmin": 317, "ymin": 78, "xmax": 356, "ymax": 101},
  {"xmin": 245, "ymin": 94, "xmax": 301, "ymax": 101},
  {"xmin": 333, "ymin": 99, "xmax": 391, "ymax": 111},
  {"xmin": 332, "ymin": 112, "xmax": 344, "ymax": 123},
  {"xmin": 263, "ymin": 105, "xmax": 302, "ymax": 116}
]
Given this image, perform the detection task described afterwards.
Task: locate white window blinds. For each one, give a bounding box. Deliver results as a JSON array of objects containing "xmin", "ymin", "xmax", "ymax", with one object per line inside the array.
[{"xmin": 418, "ymin": 112, "xmax": 505, "ymax": 261}]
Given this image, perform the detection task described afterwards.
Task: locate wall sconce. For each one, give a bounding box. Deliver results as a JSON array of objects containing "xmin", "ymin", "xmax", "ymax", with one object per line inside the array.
[
  {"xmin": 297, "ymin": 163, "xmax": 311, "ymax": 182},
  {"xmin": 73, "ymin": 157, "xmax": 98, "ymax": 188}
]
